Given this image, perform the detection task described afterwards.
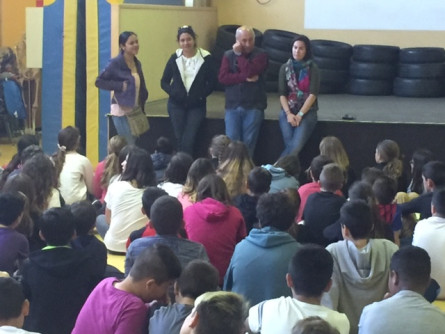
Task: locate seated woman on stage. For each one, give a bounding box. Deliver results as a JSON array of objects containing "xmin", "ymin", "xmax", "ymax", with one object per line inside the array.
[{"xmin": 278, "ymin": 35, "xmax": 320, "ymax": 157}]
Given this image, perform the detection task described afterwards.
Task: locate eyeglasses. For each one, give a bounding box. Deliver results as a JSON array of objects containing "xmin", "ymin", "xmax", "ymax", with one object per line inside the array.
[{"xmin": 178, "ymin": 25, "xmax": 192, "ymax": 31}]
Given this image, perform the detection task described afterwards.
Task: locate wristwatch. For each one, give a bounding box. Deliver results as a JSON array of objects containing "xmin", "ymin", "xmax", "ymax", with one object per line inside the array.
[{"xmin": 297, "ymin": 111, "xmax": 304, "ymax": 117}]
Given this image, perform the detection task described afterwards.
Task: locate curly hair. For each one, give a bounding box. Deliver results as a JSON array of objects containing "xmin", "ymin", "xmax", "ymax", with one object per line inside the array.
[
  {"xmin": 376, "ymin": 139, "xmax": 403, "ymax": 180},
  {"xmin": 22, "ymin": 153, "xmax": 56, "ymax": 211}
]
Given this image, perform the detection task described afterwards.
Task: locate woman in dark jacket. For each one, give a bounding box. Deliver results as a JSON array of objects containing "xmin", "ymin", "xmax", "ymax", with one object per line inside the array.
[
  {"xmin": 161, "ymin": 25, "xmax": 217, "ymax": 157},
  {"xmin": 96, "ymin": 31, "xmax": 148, "ymax": 145}
]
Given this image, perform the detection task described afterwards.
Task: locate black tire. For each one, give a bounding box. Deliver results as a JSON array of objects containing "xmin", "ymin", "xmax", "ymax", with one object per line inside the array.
[
  {"xmin": 262, "ymin": 29, "xmax": 299, "ymax": 51},
  {"xmin": 348, "ymin": 78, "xmax": 393, "ymax": 96},
  {"xmin": 216, "ymin": 25, "xmax": 263, "ymax": 50},
  {"xmin": 319, "ymin": 69, "xmax": 349, "ymax": 85},
  {"xmin": 212, "ymin": 44, "xmax": 227, "ymax": 62},
  {"xmin": 352, "ymin": 45, "xmax": 400, "ymax": 63},
  {"xmin": 265, "ymin": 80, "xmax": 278, "ymax": 93},
  {"xmin": 393, "ymin": 77, "xmax": 445, "ymax": 97},
  {"xmin": 349, "ymin": 62, "xmax": 397, "ymax": 80},
  {"xmin": 313, "ymin": 56, "xmax": 350, "ymax": 70},
  {"xmin": 264, "ymin": 46, "xmax": 291, "ymax": 63},
  {"xmin": 319, "ymin": 82, "xmax": 347, "ymax": 94},
  {"xmin": 311, "ymin": 40, "xmax": 353, "ymax": 59},
  {"xmin": 265, "ymin": 69, "xmax": 279, "ymax": 81},
  {"xmin": 398, "ymin": 63, "xmax": 445, "ymax": 79},
  {"xmin": 399, "ymin": 48, "xmax": 445, "ymax": 64},
  {"xmin": 267, "ymin": 60, "xmax": 283, "ymax": 77}
]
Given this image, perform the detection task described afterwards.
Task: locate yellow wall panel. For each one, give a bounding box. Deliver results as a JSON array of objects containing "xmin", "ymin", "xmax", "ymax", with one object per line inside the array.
[
  {"xmin": 119, "ymin": 5, "xmax": 218, "ymax": 101},
  {"xmin": 216, "ymin": 0, "xmax": 445, "ymax": 48}
]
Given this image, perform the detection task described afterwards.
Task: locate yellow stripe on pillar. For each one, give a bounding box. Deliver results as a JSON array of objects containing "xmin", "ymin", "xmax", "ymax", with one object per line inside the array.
[
  {"xmin": 86, "ymin": 0, "xmax": 100, "ymax": 163},
  {"xmin": 62, "ymin": 0, "xmax": 77, "ymax": 127}
]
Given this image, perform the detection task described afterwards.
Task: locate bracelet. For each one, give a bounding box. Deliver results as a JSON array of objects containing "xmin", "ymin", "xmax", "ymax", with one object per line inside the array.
[{"xmin": 297, "ymin": 111, "xmax": 304, "ymax": 117}]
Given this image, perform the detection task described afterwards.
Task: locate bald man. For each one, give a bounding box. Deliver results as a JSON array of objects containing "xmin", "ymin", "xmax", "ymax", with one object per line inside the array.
[{"xmin": 218, "ymin": 26, "xmax": 268, "ymax": 157}]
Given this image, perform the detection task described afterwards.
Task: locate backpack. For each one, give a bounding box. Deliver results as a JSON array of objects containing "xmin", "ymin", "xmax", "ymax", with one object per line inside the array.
[{"xmin": 1, "ymin": 79, "xmax": 26, "ymax": 119}]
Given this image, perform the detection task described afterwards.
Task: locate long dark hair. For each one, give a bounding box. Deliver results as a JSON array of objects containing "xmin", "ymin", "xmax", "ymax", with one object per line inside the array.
[
  {"xmin": 119, "ymin": 31, "xmax": 136, "ymax": 53},
  {"xmin": 196, "ymin": 174, "xmax": 231, "ymax": 205},
  {"xmin": 292, "ymin": 35, "xmax": 312, "ymax": 61},
  {"xmin": 22, "ymin": 153, "xmax": 56, "ymax": 211},
  {"xmin": 121, "ymin": 147, "xmax": 156, "ymax": 188},
  {"xmin": 410, "ymin": 149, "xmax": 435, "ymax": 194}
]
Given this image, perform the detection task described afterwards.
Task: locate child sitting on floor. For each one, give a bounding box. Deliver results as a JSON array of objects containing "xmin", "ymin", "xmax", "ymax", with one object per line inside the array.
[
  {"xmin": 72, "ymin": 244, "xmax": 181, "ymax": 334},
  {"xmin": 372, "ymin": 176, "xmax": 402, "ymax": 246},
  {"xmin": 149, "ymin": 260, "xmax": 219, "ymax": 334},
  {"xmin": 20, "ymin": 207, "xmax": 100, "ymax": 334},
  {"xmin": 0, "ymin": 277, "xmax": 38, "ymax": 334},
  {"xmin": 180, "ymin": 291, "xmax": 248, "ymax": 334},
  {"xmin": 70, "ymin": 200, "xmax": 107, "ymax": 279},
  {"xmin": 233, "ymin": 166, "xmax": 272, "ymax": 232},
  {"xmin": 300, "ymin": 163, "xmax": 346, "ymax": 246},
  {"xmin": 151, "ymin": 136, "xmax": 174, "ymax": 184},
  {"xmin": 0, "ymin": 192, "xmax": 28, "ymax": 276}
]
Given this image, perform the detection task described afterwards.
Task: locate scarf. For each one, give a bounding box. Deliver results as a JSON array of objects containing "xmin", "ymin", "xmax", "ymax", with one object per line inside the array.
[{"xmin": 285, "ymin": 59, "xmax": 312, "ymax": 114}]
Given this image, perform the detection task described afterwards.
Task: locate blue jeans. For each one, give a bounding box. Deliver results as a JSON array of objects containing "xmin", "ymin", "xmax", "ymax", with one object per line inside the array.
[
  {"xmin": 112, "ymin": 115, "xmax": 135, "ymax": 145},
  {"xmin": 279, "ymin": 109, "xmax": 317, "ymax": 157},
  {"xmin": 225, "ymin": 107, "xmax": 264, "ymax": 157},
  {"xmin": 168, "ymin": 100, "xmax": 206, "ymax": 157},
  {"xmin": 95, "ymin": 214, "xmax": 109, "ymax": 239}
]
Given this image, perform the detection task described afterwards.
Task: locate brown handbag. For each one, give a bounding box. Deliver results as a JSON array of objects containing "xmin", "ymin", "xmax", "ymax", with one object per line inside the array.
[{"xmin": 126, "ymin": 105, "xmax": 150, "ymax": 137}]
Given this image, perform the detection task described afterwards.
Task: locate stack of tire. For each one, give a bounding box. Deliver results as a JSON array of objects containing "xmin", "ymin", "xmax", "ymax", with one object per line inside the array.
[
  {"xmin": 311, "ymin": 40, "xmax": 353, "ymax": 94},
  {"xmin": 261, "ymin": 29, "xmax": 299, "ymax": 92},
  {"xmin": 212, "ymin": 25, "xmax": 263, "ymax": 91},
  {"xmin": 394, "ymin": 48, "xmax": 445, "ymax": 97},
  {"xmin": 347, "ymin": 45, "xmax": 399, "ymax": 96}
]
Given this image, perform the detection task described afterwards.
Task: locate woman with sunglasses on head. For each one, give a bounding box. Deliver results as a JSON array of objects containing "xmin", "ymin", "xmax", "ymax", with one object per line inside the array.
[
  {"xmin": 161, "ymin": 25, "xmax": 217, "ymax": 157},
  {"xmin": 96, "ymin": 31, "xmax": 148, "ymax": 145}
]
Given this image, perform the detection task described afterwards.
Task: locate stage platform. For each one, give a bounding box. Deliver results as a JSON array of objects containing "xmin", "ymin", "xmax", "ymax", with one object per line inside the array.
[
  {"xmin": 147, "ymin": 91, "xmax": 445, "ymax": 124},
  {"xmin": 111, "ymin": 92, "xmax": 445, "ymax": 185}
]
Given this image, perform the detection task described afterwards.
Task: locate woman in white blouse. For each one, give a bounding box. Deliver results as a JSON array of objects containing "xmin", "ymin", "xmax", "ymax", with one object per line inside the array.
[{"xmin": 160, "ymin": 25, "xmax": 217, "ymax": 157}]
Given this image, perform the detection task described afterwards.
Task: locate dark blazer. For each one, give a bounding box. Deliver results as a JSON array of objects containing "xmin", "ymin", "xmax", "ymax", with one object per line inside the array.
[
  {"xmin": 161, "ymin": 49, "xmax": 217, "ymax": 108},
  {"xmin": 96, "ymin": 53, "xmax": 148, "ymax": 110}
]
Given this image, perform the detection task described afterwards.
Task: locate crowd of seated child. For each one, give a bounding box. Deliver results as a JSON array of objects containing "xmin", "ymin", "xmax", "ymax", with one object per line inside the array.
[{"xmin": 2, "ymin": 129, "xmax": 445, "ymax": 334}]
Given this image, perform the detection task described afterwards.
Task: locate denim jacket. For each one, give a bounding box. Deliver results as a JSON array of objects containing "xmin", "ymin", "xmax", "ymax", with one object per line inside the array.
[{"xmin": 95, "ymin": 53, "xmax": 148, "ymax": 110}]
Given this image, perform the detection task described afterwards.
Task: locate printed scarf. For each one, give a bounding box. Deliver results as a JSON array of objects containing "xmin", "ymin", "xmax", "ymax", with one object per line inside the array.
[{"xmin": 285, "ymin": 59, "xmax": 312, "ymax": 114}]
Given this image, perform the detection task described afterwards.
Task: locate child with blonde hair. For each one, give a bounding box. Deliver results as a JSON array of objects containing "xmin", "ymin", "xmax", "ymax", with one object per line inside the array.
[
  {"xmin": 217, "ymin": 141, "xmax": 254, "ymax": 198},
  {"xmin": 93, "ymin": 135, "xmax": 127, "ymax": 203}
]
